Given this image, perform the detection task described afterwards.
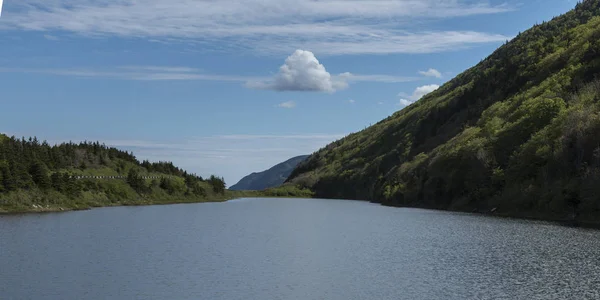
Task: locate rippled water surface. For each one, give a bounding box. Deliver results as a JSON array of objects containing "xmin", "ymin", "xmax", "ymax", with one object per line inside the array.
[{"xmin": 2, "ymin": 198, "xmax": 600, "ymax": 300}]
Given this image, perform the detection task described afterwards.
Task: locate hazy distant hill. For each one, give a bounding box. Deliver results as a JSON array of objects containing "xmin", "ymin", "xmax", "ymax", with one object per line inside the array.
[{"xmin": 230, "ymin": 155, "xmax": 309, "ymax": 191}]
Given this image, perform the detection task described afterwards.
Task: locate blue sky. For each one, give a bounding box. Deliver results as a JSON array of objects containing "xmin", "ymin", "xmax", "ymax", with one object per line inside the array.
[{"xmin": 0, "ymin": 0, "xmax": 577, "ymax": 185}]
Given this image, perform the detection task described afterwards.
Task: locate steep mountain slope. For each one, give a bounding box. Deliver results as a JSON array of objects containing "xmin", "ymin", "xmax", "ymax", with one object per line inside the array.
[
  {"xmin": 230, "ymin": 155, "xmax": 309, "ymax": 190},
  {"xmin": 288, "ymin": 0, "xmax": 600, "ymax": 222}
]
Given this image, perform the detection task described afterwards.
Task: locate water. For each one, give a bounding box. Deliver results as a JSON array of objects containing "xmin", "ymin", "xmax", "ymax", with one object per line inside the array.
[{"xmin": 1, "ymin": 198, "xmax": 600, "ymax": 300}]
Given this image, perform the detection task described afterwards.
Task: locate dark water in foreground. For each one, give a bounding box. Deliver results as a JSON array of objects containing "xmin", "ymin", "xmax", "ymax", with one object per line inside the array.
[{"xmin": 1, "ymin": 198, "xmax": 600, "ymax": 300}]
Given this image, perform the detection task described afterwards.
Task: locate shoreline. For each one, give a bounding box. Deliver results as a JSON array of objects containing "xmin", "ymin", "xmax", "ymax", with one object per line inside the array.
[
  {"xmin": 378, "ymin": 202, "xmax": 600, "ymax": 229},
  {"xmin": 0, "ymin": 196, "xmax": 234, "ymax": 215},
  {"xmin": 0, "ymin": 196, "xmax": 237, "ymax": 216},
  {"xmin": 0, "ymin": 194, "xmax": 313, "ymax": 215},
  {"xmin": 4, "ymin": 196, "xmax": 599, "ymax": 230}
]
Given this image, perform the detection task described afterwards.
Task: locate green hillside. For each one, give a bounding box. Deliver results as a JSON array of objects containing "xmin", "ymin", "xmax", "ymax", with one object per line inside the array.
[
  {"xmin": 288, "ymin": 0, "xmax": 600, "ymax": 223},
  {"xmin": 0, "ymin": 133, "xmax": 245, "ymax": 213}
]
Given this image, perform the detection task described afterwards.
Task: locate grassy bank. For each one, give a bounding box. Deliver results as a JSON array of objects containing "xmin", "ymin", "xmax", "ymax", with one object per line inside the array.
[{"xmin": 0, "ymin": 184, "xmax": 314, "ymax": 214}]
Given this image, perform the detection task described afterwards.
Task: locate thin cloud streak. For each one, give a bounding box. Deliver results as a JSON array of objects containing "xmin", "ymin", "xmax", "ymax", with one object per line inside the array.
[
  {"xmin": 0, "ymin": 67, "xmax": 264, "ymax": 82},
  {"xmin": 297, "ymin": 31, "xmax": 510, "ymax": 55},
  {"xmin": 214, "ymin": 134, "xmax": 345, "ymax": 140},
  {"xmin": 338, "ymin": 72, "xmax": 418, "ymax": 83},
  {"xmin": 118, "ymin": 66, "xmax": 200, "ymax": 73},
  {"xmin": 0, "ymin": 66, "xmax": 420, "ymax": 86},
  {"xmin": 277, "ymin": 101, "xmax": 297, "ymax": 109},
  {"xmin": 43, "ymin": 34, "xmax": 59, "ymax": 40},
  {"xmin": 0, "ymin": 0, "xmax": 513, "ymax": 55}
]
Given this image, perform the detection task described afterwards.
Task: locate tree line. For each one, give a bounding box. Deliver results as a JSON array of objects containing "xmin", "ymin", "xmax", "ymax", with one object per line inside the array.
[{"xmin": 0, "ymin": 135, "xmax": 226, "ymax": 200}]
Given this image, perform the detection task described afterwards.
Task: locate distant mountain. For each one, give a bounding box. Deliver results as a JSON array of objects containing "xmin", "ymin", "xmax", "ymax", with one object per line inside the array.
[{"xmin": 230, "ymin": 155, "xmax": 309, "ymax": 191}]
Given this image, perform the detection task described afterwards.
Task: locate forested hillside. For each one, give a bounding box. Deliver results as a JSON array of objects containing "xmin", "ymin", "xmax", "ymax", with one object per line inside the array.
[
  {"xmin": 0, "ymin": 133, "xmax": 231, "ymax": 212},
  {"xmin": 288, "ymin": 0, "xmax": 600, "ymax": 223}
]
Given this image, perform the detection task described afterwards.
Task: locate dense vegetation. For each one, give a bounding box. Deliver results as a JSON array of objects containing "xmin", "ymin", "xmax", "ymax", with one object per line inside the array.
[
  {"xmin": 288, "ymin": 0, "xmax": 600, "ymax": 224},
  {"xmin": 0, "ymin": 133, "xmax": 237, "ymax": 212},
  {"xmin": 230, "ymin": 155, "xmax": 309, "ymax": 191}
]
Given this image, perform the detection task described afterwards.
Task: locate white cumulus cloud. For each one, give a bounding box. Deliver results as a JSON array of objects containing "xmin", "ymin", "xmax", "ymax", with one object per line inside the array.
[
  {"xmin": 399, "ymin": 84, "xmax": 440, "ymax": 106},
  {"xmin": 419, "ymin": 68, "xmax": 442, "ymax": 78},
  {"xmin": 247, "ymin": 49, "xmax": 347, "ymax": 93},
  {"xmin": 399, "ymin": 98, "xmax": 414, "ymax": 106}
]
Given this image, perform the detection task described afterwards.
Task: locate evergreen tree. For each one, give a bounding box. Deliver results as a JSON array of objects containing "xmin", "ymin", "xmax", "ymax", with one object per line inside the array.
[
  {"xmin": 208, "ymin": 175, "xmax": 226, "ymax": 194},
  {"xmin": 192, "ymin": 183, "xmax": 207, "ymax": 197},
  {"xmin": 13, "ymin": 163, "xmax": 33, "ymax": 189},
  {"xmin": 29, "ymin": 162, "xmax": 51, "ymax": 189},
  {"xmin": 127, "ymin": 169, "xmax": 146, "ymax": 193},
  {"xmin": 159, "ymin": 177, "xmax": 177, "ymax": 194},
  {"xmin": 62, "ymin": 173, "xmax": 79, "ymax": 197},
  {"xmin": 50, "ymin": 172, "xmax": 65, "ymax": 192},
  {"xmin": 0, "ymin": 163, "xmax": 16, "ymax": 192}
]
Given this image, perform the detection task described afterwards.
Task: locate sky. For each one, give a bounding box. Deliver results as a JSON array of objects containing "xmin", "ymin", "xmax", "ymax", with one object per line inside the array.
[{"xmin": 0, "ymin": 0, "xmax": 577, "ymax": 185}]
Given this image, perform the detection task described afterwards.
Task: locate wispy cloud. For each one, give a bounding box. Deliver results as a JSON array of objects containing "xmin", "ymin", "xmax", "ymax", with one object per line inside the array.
[
  {"xmin": 399, "ymin": 84, "xmax": 440, "ymax": 106},
  {"xmin": 0, "ymin": 67, "xmax": 262, "ymax": 82},
  {"xmin": 348, "ymin": 99, "xmax": 356, "ymax": 104},
  {"xmin": 0, "ymin": 58, "xmax": 419, "ymax": 89},
  {"xmin": 43, "ymin": 34, "xmax": 59, "ymax": 41},
  {"xmin": 337, "ymin": 72, "xmax": 417, "ymax": 83},
  {"xmin": 1, "ymin": 0, "xmax": 513, "ymax": 55},
  {"xmin": 277, "ymin": 101, "xmax": 296, "ymax": 109},
  {"xmin": 215, "ymin": 134, "xmax": 345, "ymax": 140},
  {"xmin": 419, "ymin": 68, "xmax": 442, "ymax": 78},
  {"xmin": 118, "ymin": 66, "xmax": 200, "ymax": 73}
]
